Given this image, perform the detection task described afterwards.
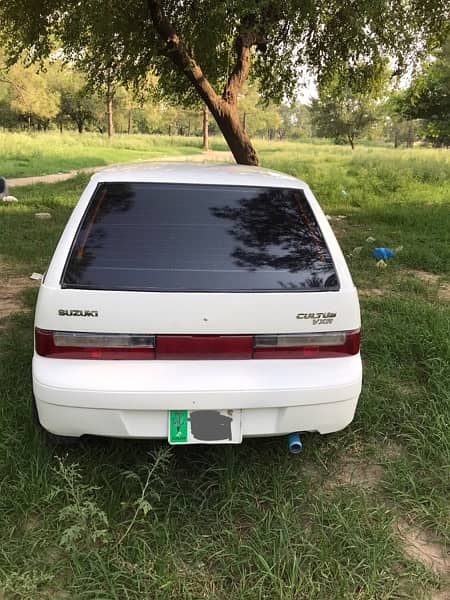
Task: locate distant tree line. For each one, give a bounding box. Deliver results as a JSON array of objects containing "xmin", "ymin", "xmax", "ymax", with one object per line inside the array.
[{"xmin": 1, "ymin": 35, "xmax": 449, "ymax": 149}]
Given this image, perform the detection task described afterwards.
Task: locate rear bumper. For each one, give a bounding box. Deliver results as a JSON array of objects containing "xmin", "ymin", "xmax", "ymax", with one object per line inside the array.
[{"xmin": 32, "ymin": 354, "xmax": 362, "ymax": 438}]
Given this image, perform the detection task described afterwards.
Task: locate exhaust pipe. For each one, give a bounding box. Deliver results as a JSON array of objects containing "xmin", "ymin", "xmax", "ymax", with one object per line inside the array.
[{"xmin": 287, "ymin": 432, "xmax": 303, "ymax": 454}]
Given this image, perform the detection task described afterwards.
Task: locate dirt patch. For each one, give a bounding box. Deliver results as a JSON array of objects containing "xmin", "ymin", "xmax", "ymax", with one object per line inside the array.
[
  {"xmin": 438, "ymin": 283, "xmax": 450, "ymax": 302},
  {"xmin": 328, "ymin": 223, "xmax": 347, "ymax": 240},
  {"xmin": 382, "ymin": 440, "xmax": 404, "ymax": 459},
  {"xmin": 0, "ymin": 266, "xmax": 39, "ymax": 321},
  {"xmin": 161, "ymin": 150, "xmax": 234, "ymax": 163},
  {"xmin": 395, "ymin": 382, "xmax": 418, "ymax": 397},
  {"xmin": 408, "ymin": 270, "xmax": 440, "ymax": 285},
  {"xmin": 325, "ymin": 456, "xmax": 384, "ymax": 490},
  {"xmin": 23, "ymin": 513, "xmax": 41, "ymax": 532},
  {"xmin": 431, "ymin": 591, "xmax": 450, "ymax": 600},
  {"xmin": 396, "ymin": 518, "xmax": 450, "ymax": 575},
  {"xmin": 8, "ymin": 151, "xmax": 235, "ymax": 188},
  {"xmin": 324, "ymin": 441, "xmax": 405, "ymax": 490},
  {"xmin": 359, "ymin": 288, "xmax": 385, "ymax": 297},
  {"xmin": 407, "ymin": 270, "xmax": 450, "ymax": 302}
]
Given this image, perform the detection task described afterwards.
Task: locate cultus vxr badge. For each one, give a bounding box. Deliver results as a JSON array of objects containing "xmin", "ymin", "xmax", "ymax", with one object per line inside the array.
[
  {"xmin": 58, "ymin": 309, "xmax": 98, "ymax": 317},
  {"xmin": 296, "ymin": 312, "xmax": 336, "ymax": 325}
]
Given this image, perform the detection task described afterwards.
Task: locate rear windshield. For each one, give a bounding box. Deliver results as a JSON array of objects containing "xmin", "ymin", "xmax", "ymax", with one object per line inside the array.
[{"xmin": 62, "ymin": 182, "xmax": 339, "ymax": 292}]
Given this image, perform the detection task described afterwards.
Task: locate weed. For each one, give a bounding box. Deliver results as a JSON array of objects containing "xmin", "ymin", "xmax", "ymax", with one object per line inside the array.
[{"xmin": 48, "ymin": 457, "xmax": 110, "ymax": 551}]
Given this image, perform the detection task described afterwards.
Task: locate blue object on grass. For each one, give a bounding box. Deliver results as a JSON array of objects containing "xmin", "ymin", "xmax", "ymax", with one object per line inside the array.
[{"xmin": 372, "ymin": 247, "xmax": 394, "ymax": 260}]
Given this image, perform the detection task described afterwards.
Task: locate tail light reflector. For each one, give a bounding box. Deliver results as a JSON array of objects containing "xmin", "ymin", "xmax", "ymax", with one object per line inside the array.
[
  {"xmin": 156, "ymin": 335, "xmax": 253, "ymax": 359},
  {"xmin": 253, "ymin": 330, "xmax": 360, "ymax": 358},
  {"xmin": 35, "ymin": 329, "xmax": 155, "ymax": 359}
]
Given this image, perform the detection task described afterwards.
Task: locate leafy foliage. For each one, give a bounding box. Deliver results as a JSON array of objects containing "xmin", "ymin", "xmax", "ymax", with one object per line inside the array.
[
  {"xmin": 394, "ymin": 36, "xmax": 450, "ymax": 147},
  {"xmin": 0, "ymin": 52, "xmax": 59, "ymax": 128},
  {"xmin": 310, "ymin": 66, "xmax": 388, "ymax": 148},
  {"xmin": 1, "ymin": 1, "xmax": 449, "ymax": 162}
]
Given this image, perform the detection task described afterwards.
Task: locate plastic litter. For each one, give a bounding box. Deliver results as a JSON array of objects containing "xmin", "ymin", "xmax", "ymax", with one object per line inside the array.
[
  {"xmin": 365, "ymin": 236, "xmax": 376, "ymax": 243},
  {"xmin": 327, "ymin": 215, "xmax": 347, "ymax": 222},
  {"xmin": 341, "ymin": 190, "xmax": 348, "ymax": 197},
  {"xmin": 376, "ymin": 260, "xmax": 388, "ymax": 268},
  {"xmin": 395, "ymin": 245, "xmax": 403, "ymax": 253},
  {"xmin": 35, "ymin": 212, "xmax": 52, "ymax": 219},
  {"xmin": 2, "ymin": 195, "xmax": 18, "ymax": 202},
  {"xmin": 350, "ymin": 246, "xmax": 363, "ymax": 256},
  {"xmin": 30, "ymin": 273, "xmax": 43, "ymax": 281},
  {"xmin": 372, "ymin": 247, "xmax": 394, "ymax": 261}
]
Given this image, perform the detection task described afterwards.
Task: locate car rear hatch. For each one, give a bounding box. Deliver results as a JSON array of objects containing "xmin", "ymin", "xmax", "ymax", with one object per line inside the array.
[{"xmin": 35, "ymin": 180, "xmax": 360, "ymax": 359}]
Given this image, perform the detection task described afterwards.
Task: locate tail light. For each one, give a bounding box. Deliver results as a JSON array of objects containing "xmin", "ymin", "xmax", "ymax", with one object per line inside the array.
[
  {"xmin": 35, "ymin": 329, "xmax": 359, "ymax": 360},
  {"xmin": 35, "ymin": 329, "xmax": 155, "ymax": 359},
  {"xmin": 156, "ymin": 335, "xmax": 253, "ymax": 359},
  {"xmin": 253, "ymin": 330, "xmax": 360, "ymax": 358}
]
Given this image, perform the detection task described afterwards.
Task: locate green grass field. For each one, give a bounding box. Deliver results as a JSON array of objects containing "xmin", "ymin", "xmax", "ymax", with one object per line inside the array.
[
  {"xmin": 0, "ymin": 140, "xmax": 449, "ymax": 599},
  {"xmin": 0, "ymin": 132, "xmax": 203, "ymax": 178}
]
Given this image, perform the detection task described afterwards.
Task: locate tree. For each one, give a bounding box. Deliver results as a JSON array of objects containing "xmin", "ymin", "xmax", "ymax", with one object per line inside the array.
[
  {"xmin": 237, "ymin": 83, "xmax": 282, "ymax": 139},
  {"xmin": 49, "ymin": 68, "xmax": 101, "ymax": 133},
  {"xmin": 278, "ymin": 103, "xmax": 312, "ymax": 140},
  {"xmin": 383, "ymin": 94, "xmax": 419, "ymax": 148},
  {"xmin": 394, "ymin": 36, "xmax": 450, "ymax": 147},
  {"xmin": 310, "ymin": 93, "xmax": 381, "ymax": 149},
  {"xmin": 1, "ymin": 2, "xmax": 448, "ymax": 163},
  {"xmin": 310, "ymin": 65, "xmax": 389, "ymax": 148},
  {"xmin": 0, "ymin": 57, "xmax": 59, "ymax": 129}
]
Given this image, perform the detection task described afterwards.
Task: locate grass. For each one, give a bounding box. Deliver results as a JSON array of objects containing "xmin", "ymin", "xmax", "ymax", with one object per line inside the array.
[
  {"xmin": 0, "ymin": 141, "xmax": 449, "ymax": 598},
  {"xmin": 0, "ymin": 132, "xmax": 203, "ymax": 178}
]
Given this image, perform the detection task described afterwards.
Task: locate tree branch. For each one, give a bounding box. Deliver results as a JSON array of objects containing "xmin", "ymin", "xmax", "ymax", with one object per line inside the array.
[
  {"xmin": 0, "ymin": 75, "xmax": 26, "ymax": 102},
  {"xmin": 146, "ymin": 0, "xmax": 220, "ymax": 109},
  {"xmin": 222, "ymin": 33, "xmax": 256, "ymax": 105}
]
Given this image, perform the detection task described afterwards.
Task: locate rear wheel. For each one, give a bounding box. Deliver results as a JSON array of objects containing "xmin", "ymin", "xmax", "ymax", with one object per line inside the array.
[{"xmin": 32, "ymin": 395, "xmax": 80, "ymax": 446}]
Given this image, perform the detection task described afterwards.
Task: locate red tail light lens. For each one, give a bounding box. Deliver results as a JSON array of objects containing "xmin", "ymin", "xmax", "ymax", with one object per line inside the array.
[
  {"xmin": 156, "ymin": 335, "xmax": 253, "ymax": 359},
  {"xmin": 36, "ymin": 329, "xmax": 360, "ymax": 360},
  {"xmin": 253, "ymin": 330, "xmax": 360, "ymax": 358},
  {"xmin": 35, "ymin": 329, "xmax": 155, "ymax": 359}
]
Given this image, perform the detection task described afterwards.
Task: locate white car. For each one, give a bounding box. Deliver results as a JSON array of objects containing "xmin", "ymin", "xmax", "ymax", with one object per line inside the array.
[{"xmin": 32, "ymin": 163, "xmax": 362, "ymax": 449}]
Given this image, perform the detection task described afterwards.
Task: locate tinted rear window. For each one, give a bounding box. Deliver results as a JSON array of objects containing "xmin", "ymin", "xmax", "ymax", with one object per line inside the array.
[{"xmin": 62, "ymin": 183, "xmax": 338, "ymax": 292}]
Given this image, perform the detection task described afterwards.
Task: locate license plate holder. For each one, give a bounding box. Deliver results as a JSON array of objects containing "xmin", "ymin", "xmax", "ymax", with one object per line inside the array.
[{"xmin": 168, "ymin": 409, "xmax": 242, "ymax": 444}]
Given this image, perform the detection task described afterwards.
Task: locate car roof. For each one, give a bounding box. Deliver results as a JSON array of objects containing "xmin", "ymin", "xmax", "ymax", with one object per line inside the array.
[{"xmin": 90, "ymin": 162, "xmax": 307, "ymax": 189}]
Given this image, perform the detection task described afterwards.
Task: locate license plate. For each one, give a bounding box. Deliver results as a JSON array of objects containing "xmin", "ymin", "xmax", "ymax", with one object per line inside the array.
[{"xmin": 168, "ymin": 409, "xmax": 242, "ymax": 445}]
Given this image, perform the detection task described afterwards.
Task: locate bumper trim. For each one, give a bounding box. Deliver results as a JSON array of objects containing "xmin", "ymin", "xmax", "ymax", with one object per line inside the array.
[{"xmin": 35, "ymin": 397, "xmax": 359, "ymax": 438}]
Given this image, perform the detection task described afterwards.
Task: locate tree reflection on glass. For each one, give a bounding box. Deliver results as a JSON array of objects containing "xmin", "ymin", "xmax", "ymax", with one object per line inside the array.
[{"xmin": 211, "ymin": 188, "xmax": 338, "ymax": 290}]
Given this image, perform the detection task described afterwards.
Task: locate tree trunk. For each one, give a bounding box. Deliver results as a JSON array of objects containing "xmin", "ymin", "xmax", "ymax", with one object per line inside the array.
[
  {"xmin": 206, "ymin": 100, "xmax": 258, "ymax": 165},
  {"xmin": 77, "ymin": 121, "xmax": 84, "ymax": 134},
  {"xmin": 347, "ymin": 134, "xmax": 355, "ymax": 150},
  {"xmin": 242, "ymin": 111, "xmax": 247, "ymax": 133},
  {"xmin": 106, "ymin": 81, "xmax": 114, "ymax": 138},
  {"xmin": 127, "ymin": 109, "xmax": 132, "ymax": 134},
  {"xmin": 202, "ymin": 106, "xmax": 209, "ymax": 151},
  {"xmin": 147, "ymin": 1, "xmax": 260, "ymax": 165},
  {"xmin": 407, "ymin": 124, "xmax": 414, "ymax": 148},
  {"xmin": 59, "ymin": 122, "xmax": 63, "ymax": 133}
]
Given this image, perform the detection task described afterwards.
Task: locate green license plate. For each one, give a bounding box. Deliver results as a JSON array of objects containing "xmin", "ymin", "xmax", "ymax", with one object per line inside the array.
[{"xmin": 169, "ymin": 410, "xmax": 188, "ymax": 444}]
